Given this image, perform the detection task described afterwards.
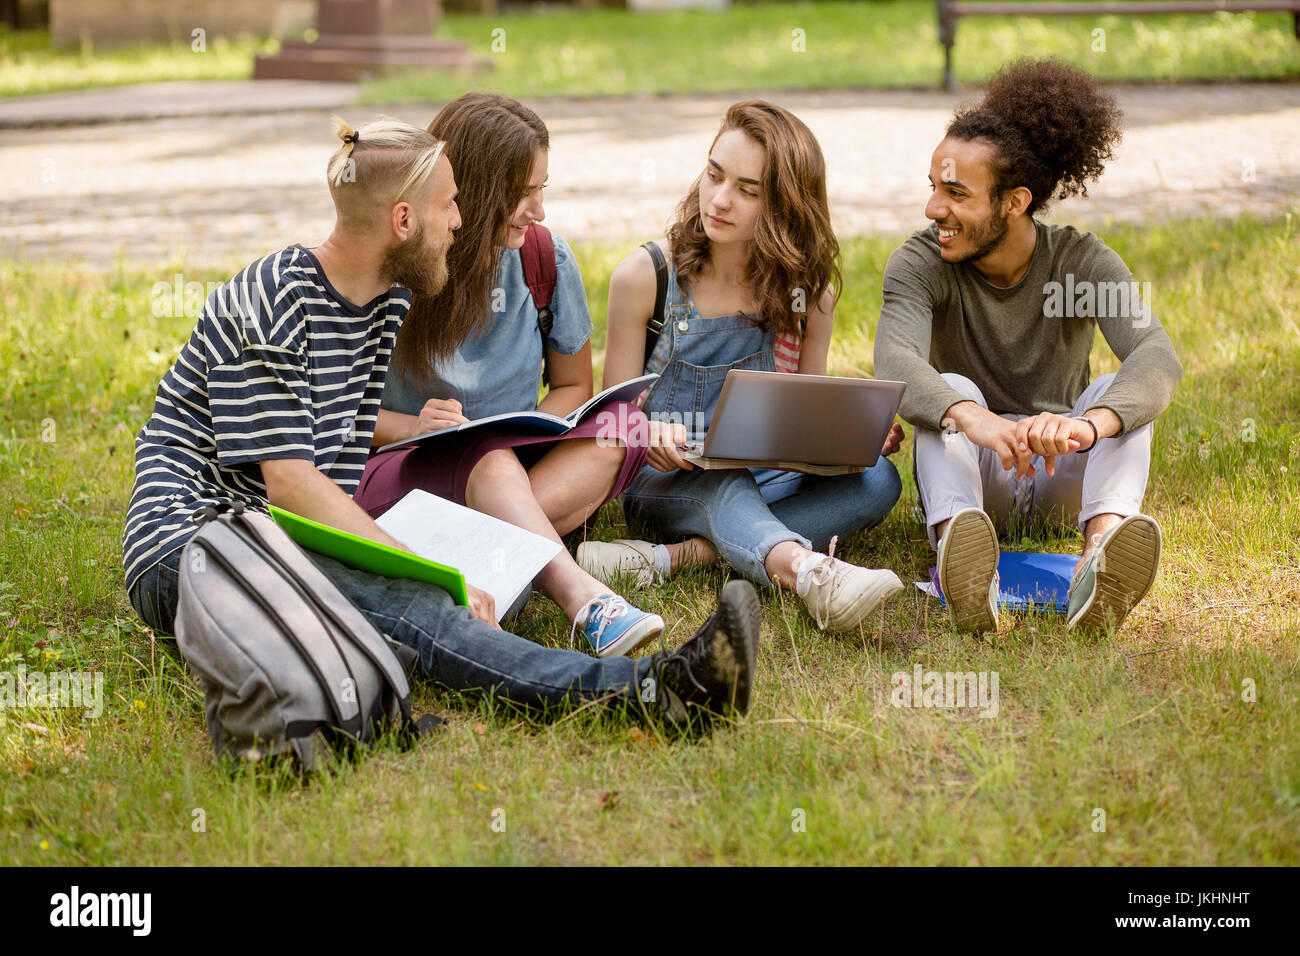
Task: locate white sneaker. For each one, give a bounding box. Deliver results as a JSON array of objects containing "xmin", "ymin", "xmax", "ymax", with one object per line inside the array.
[
  {"xmin": 936, "ymin": 507, "xmax": 1000, "ymax": 634},
  {"xmin": 576, "ymin": 539, "xmax": 667, "ymax": 591},
  {"xmin": 795, "ymin": 550, "xmax": 904, "ymax": 632}
]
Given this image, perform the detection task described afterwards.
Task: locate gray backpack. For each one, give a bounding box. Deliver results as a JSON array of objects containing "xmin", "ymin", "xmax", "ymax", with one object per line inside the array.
[{"xmin": 174, "ymin": 501, "xmax": 439, "ymax": 770}]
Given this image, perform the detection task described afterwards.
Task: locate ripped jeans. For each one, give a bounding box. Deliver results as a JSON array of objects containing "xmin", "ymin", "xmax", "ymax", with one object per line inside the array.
[{"xmin": 621, "ymin": 460, "xmax": 902, "ymax": 587}]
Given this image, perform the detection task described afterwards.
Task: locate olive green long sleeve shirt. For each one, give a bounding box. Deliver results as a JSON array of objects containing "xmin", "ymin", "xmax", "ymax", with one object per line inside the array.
[{"xmin": 874, "ymin": 220, "xmax": 1183, "ymax": 434}]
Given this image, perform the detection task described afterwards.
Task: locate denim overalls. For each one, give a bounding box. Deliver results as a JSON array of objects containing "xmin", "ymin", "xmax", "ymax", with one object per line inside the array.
[
  {"xmin": 621, "ymin": 261, "xmax": 902, "ymax": 587},
  {"xmin": 639, "ymin": 267, "xmax": 776, "ymax": 440}
]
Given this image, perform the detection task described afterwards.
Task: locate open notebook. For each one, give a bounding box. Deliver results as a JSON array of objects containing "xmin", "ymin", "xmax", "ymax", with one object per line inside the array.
[
  {"xmin": 373, "ymin": 490, "xmax": 561, "ymax": 617},
  {"xmin": 376, "ymin": 374, "xmax": 658, "ymax": 454},
  {"xmin": 271, "ymin": 491, "xmax": 562, "ymax": 618}
]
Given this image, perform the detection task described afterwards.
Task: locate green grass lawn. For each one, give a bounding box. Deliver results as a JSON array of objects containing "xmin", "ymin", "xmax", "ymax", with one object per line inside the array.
[
  {"xmin": 1, "ymin": 211, "xmax": 1297, "ymax": 864},
  {"xmin": 367, "ymin": 2, "xmax": 1300, "ymax": 101},
  {"xmin": 4, "ymin": 2, "xmax": 1300, "ymax": 100},
  {"xmin": 0, "ymin": 26, "xmax": 275, "ymax": 99}
]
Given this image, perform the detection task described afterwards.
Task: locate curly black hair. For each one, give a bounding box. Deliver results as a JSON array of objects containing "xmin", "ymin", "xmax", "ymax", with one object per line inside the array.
[{"xmin": 947, "ymin": 58, "xmax": 1122, "ymax": 216}]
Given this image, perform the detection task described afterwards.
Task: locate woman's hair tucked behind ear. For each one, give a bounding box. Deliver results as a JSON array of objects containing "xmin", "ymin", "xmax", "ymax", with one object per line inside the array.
[
  {"xmin": 668, "ymin": 99, "xmax": 840, "ymax": 338},
  {"xmin": 392, "ymin": 93, "xmax": 549, "ymax": 384},
  {"xmin": 326, "ymin": 115, "xmax": 445, "ymax": 227},
  {"xmin": 947, "ymin": 58, "xmax": 1122, "ymax": 215}
]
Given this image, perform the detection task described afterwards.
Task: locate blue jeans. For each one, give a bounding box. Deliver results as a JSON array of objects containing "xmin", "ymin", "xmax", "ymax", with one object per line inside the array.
[
  {"xmin": 128, "ymin": 549, "xmax": 653, "ymax": 713},
  {"xmin": 621, "ymin": 458, "xmax": 902, "ymax": 587}
]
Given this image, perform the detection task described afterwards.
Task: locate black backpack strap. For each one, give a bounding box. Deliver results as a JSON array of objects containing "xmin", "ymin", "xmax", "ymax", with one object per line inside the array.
[{"xmin": 641, "ymin": 241, "xmax": 668, "ymax": 371}]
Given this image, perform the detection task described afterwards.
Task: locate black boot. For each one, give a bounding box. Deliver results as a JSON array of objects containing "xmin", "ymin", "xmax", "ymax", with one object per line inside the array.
[{"xmin": 647, "ymin": 580, "xmax": 760, "ymax": 734}]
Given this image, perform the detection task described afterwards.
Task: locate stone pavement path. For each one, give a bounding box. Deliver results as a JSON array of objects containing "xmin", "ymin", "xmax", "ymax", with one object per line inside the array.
[
  {"xmin": 0, "ymin": 80, "xmax": 359, "ymax": 130},
  {"xmin": 2, "ymin": 83, "xmax": 1298, "ymax": 268}
]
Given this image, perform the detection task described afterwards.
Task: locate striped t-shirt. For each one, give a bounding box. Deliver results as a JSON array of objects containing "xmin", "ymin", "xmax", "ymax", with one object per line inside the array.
[
  {"xmin": 122, "ymin": 246, "xmax": 410, "ymax": 593},
  {"xmin": 773, "ymin": 328, "xmax": 802, "ymax": 372}
]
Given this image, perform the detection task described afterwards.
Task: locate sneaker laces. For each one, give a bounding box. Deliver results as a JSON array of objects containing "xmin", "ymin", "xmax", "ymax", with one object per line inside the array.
[
  {"xmin": 655, "ymin": 638, "xmax": 710, "ymax": 697},
  {"xmin": 798, "ymin": 535, "xmax": 840, "ymax": 630},
  {"xmin": 569, "ymin": 595, "xmax": 627, "ymax": 649}
]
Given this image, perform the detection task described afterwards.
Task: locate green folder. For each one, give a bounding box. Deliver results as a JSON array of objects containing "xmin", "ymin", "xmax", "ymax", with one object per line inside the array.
[{"xmin": 268, "ymin": 505, "xmax": 469, "ymax": 606}]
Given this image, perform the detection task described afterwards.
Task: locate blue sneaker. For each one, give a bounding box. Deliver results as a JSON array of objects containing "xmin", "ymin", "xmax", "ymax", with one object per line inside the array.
[{"xmin": 570, "ymin": 594, "xmax": 665, "ymax": 658}]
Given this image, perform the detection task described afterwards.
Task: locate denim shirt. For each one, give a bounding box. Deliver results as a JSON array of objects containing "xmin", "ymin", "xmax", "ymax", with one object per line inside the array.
[
  {"xmin": 640, "ymin": 260, "xmax": 775, "ymax": 442},
  {"xmin": 381, "ymin": 232, "xmax": 594, "ymax": 418}
]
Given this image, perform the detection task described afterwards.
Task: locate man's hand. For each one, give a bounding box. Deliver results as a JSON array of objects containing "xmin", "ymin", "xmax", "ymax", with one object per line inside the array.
[
  {"xmin": 646, "ymin": 418, "xmax": 694, "ymax": 473},
  {"xmin": 882, "ymin": 422, "xmax": 905, "ymax": 458},
  {"xmin": 945, "ymin": 401, "xmax": 1037, "ymax": 477},
  {"xmin": 466, "ymin": 584, "xmax": 499, "ymax": 629},
  {"xmin": 415, "ymin": 397, "xmax": 469, "ymax": 436},
  {"xmin": 1014, "ymin": 412, "xmax": 1088, "ymax": 477}
]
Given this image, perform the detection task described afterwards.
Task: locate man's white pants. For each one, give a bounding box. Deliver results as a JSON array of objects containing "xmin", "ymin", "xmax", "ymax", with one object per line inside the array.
[{"xmin": 915, "ymin": 373, "xmax": 1152, "ymax": 549}]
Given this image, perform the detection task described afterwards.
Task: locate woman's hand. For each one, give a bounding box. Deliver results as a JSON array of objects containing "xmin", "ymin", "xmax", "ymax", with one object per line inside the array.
[
  {"xmin": 414, "ymin": 397, "xmax": 469, "ymax": 436},
  {"xmin": 646, "ymin": 419, "xmax": 695, "ymax": 473},
  {"xmin": 881, "ymin": 422, "xmax": 905, "ymax": 458}
]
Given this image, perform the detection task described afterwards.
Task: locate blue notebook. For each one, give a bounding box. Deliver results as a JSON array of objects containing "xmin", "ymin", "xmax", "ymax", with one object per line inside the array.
[{"xmin": 927, "ymin": 551, "xmax": 1077, "ymax": 614}]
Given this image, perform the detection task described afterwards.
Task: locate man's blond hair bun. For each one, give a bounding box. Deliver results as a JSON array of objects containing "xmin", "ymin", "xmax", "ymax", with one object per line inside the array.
[{"xmin": 326, "ymin": 116, "xmax": 446, "ymax": 225}]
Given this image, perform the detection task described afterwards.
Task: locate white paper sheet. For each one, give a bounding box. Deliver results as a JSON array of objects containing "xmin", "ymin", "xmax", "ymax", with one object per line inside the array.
[{"xmin": 375, "ymin": 489, "xmax": 562, "ymax": 619}]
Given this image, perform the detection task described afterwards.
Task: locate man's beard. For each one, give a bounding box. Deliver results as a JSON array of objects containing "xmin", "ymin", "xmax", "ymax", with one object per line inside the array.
[
  {"xmin": 954, "ymin": 202, "xmax": 1010, "ymax": 264},
  {"xmin": 382, "ymin": 222, "xmax": 450, "ymax": 298}
]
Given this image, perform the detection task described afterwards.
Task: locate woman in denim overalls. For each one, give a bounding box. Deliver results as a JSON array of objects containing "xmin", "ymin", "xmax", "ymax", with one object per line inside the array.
[{"xmin": 580, "ymin": 100, "xmax": 906, "ymax": 633}]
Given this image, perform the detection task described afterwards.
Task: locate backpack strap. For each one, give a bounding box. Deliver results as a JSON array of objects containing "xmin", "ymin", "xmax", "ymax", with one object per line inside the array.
[
  {"xmin": 231, "ymin": 511, "xmax": 442, "ymax": 745},
  {"xmin": 521, "ymin": 224, "xmax": 558, "ymax": 388},
  {"xmin": 192, "ymin": 518, "xmax": 363, "ymax": 739},
  {"xmin": 227, "ymin": 509, "xmax": 418, "ymax": 736},
  {"xmin": 520, "ymin": 224, "xmax": 557, "ymax": 339},
  {"xmin": 641, "ymin": 240, "xmax": 669, "ymax": 372}
]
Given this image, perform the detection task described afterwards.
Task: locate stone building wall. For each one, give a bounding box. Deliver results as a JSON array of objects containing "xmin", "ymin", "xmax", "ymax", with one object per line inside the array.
[{"xmin": 49, "ymin": 0, "xmax": 314, "ymax": 47}]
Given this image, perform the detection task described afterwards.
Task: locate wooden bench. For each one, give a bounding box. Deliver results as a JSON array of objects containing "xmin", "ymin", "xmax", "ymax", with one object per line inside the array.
[{"xmin": 936, "ymin": 0, "xmax": 1300, "ymax": 89}]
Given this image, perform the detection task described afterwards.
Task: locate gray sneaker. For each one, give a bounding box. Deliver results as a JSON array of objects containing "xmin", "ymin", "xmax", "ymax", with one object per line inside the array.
[
  {"xmin": 1067, "ymin": 514, "xmax": 1162, "ymax": 632},
  {"xmin": 936, "ymin": 507, "xmax": 1000, "ymax": 634},
  {"xmin": 577, "ymin": 539, "xmax": 667, "ymax": 591}
]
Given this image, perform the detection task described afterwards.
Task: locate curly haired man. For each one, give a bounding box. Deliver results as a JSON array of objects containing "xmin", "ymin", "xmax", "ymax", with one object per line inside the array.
[{"xmin": 875, "ymin": 59, "xmax": 1183, "ymax": 634}]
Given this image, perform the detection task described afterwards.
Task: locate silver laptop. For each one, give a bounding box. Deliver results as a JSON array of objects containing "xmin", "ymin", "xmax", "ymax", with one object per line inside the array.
[{"xmin": 683, "ymin": 369, "xmax": 906, "ymax": 468}]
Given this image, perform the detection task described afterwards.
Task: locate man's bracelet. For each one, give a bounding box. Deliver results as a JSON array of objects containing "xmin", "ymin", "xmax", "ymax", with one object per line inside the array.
[{"xmin": 1074, "ymin": 416, "xmax": 1099, "ymax": 452}]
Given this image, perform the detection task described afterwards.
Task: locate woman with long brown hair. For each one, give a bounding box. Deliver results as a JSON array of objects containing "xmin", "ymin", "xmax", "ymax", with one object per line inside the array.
[
  {"xmin": 355, "ymin": 93, "xmax": 661, "ymax": 658},
  {"xmin": 582, "ymin": 99, "xmax": 905, "ymax": 633}
]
